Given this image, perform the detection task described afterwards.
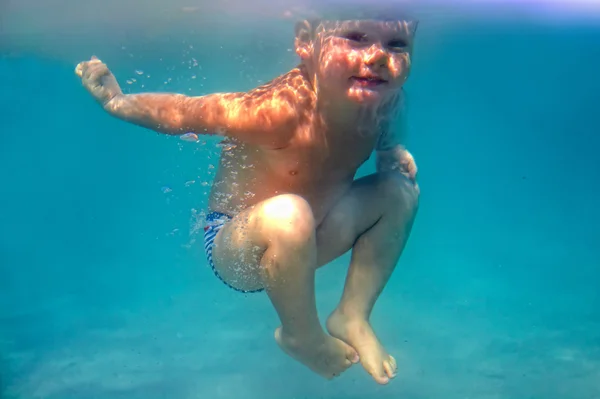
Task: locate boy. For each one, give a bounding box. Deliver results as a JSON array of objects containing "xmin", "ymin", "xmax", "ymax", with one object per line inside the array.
[{"xmin": 75, "ymin": 16, "xmax": 419, "ymax": 385}]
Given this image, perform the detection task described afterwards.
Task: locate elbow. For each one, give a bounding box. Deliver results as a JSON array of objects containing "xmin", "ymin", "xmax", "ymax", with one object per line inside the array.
[
  {"xmin": 161, "ymin": 95, "xmax": 193, "ymax": 133},
  {"xmin": 160, "ymin": 111, "xmax": 186, "ymax": 134}
]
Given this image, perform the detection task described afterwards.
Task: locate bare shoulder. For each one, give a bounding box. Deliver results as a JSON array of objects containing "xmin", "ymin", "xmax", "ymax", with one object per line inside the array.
[
  {"xmin": 247, "ymin": 66, "xmax": 315, "ymax": 116},
  {"xmin": 174, "ymin": 67, "xmax": 315, "ymax": 147},
  {"xmin": 223, "ymin": 66, "xmax": 315, "ymax": 147}
]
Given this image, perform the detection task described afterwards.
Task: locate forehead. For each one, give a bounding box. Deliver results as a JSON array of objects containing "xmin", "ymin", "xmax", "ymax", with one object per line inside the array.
[{"xmin": 316, "ymin": 20, "xmax": 416, "ymax": 39}]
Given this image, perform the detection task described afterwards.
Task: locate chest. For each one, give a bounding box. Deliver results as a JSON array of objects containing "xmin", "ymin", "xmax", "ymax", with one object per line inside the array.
[{"xmin": 264, "ymin": 128, "xmax": 379, "ymax": 180}]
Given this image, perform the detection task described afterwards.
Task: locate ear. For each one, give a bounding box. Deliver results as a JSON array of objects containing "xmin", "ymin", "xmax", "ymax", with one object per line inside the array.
[{"xmin": 294, "ymin": 20, "xmax": 313, "ymax": 60}]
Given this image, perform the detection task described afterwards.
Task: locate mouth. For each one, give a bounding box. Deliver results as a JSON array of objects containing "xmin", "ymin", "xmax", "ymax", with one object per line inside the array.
[{"xmin": 349, "ymin": 76, "xmax": 388, "ymax": 87}]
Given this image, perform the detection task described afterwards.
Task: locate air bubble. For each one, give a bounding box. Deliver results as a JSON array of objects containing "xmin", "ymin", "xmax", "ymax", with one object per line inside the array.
[
  {"xmin": 220, "ymin": 143, "xmax": 237, "ymax": 151},
  {"xmin": 180, "ymin": 132, "xmax": 199, "ymax": 142}
]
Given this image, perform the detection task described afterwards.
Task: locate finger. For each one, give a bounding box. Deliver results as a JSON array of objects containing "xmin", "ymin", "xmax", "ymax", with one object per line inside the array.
[
  {"xmin": 404, "ymin": 156, "xmax": 417, "ymax": 181},
  {"xmin": 84, "ymin": 62, "xmax": 107, "ymax": 82},
  {"xmin": 84, "ymin": 57, "xmax": 102, "ymax": 72},
  {"xmin": 401, "ymin": 167, "xmax": 416, "ymax": 185},
  {"xmin": 76, "ymin": 56, "xmax": 102, "ymax": 79},
  {"xmin": 75, "ymin": 62, "xmax": 84, "ymax": 77},
  {"xmin": 400, "ymin": 161, "xmax": 414, "ymax": 179},
  {"xmin": 410, "ymin": 164, "xmax": 418, "ymax": 181},
  {"xmin": 88, "ymin": 67, "xmax": 110, "ymax": 87},
  {"xmin": 401, "ymin": 170, "xmax": 412, "ymax": 183},
  {"xmin": 87, "ymin": 70, "xmax": 104, "ymax": 88},
  {"xmin": 83, "ymin": 62, "xmax": 97, "ymax": 81}
]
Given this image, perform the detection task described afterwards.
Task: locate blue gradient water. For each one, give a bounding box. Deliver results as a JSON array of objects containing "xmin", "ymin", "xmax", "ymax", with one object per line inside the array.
[{"xmin": 1, "ymin": 11, "xmax": 599, "ymax": 399}]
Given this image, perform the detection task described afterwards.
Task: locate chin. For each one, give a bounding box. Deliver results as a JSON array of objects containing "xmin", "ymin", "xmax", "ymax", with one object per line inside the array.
[{"xmin": 346, "ymin": 87, "xmax": 384, "ymax": 104}]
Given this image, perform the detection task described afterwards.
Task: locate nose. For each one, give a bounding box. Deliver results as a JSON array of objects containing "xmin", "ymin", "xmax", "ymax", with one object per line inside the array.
[{"xmin": 364, "ymin": 46, "xmax": 388, "ymax": 68}]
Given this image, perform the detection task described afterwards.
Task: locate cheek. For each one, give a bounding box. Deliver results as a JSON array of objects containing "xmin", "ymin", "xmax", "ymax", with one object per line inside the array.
[
  {"xmin": 389, "ymin": 54, "xmax": 411, "ymax": 80},
  {"xmin": 318, "ymin": 48, "xmax": 360, "ymax": 79},
  {"xmin": 346, "ymin": 51, "xmax": 363, "ymax": 68}
]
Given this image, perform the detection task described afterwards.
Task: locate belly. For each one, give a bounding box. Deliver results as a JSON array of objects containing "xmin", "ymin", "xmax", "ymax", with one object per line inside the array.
[
  {"xmin": 208, "ymin": 142, "xmax": 371, "ymax": 220},
  {"xmin": 211, "ymin": 165, "xmax": 359, "ymax": 220},
  {"xmin": 212, "ymin": 170, "xmax": 351, "ymax": 220}
]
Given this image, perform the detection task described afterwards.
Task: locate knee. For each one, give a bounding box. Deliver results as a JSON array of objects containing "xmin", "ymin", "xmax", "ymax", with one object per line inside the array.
[
  {"xmin": 260, "ymin": 194, "xmax": 315, "ymax": 244},
  {"xmin": 378, "ymin": 173, "xmax": 420, "ymax": 216}
]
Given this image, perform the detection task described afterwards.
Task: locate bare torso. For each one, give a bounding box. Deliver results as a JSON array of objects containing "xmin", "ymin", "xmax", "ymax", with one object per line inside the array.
[
  {"xmin": 209, "ymin": 133, "xmax": 378, "ymax": 224},
  {"xmin": 208, "ymin": 121, "xmax": 380, "ymax": 223},
  {"xmin": 208, "ymin": 67, "xmax": 393, "ymax": 224}
]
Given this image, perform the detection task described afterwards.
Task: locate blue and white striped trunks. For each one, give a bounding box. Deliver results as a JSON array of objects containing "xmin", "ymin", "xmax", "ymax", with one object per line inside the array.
[{"xmin": 203, "ymin": 211, "xmax": 264, "ymax": 294}]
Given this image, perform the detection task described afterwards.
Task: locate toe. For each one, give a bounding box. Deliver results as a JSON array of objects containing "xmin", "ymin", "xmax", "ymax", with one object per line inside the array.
[
  {"xmin": 383, "ymin": 358, "xmax": 397, "ymax": 379},
  {"xmin": 346, "ymin": 346, "xmax": 360, "ymax": 364},
  {"xmin": 374, "ymin": 373, "xmax": 390, "ymax": 385},
  {"xmin": 389, "ymin": 355, "xmax": 397, "ymax": 371},
  {"xmin": 274, "ymin": 326, "xmax": 285, "ymax": 348},
  {"xmin": 366, "ymin": 361, "xmax": 389, "ymax": 384}
]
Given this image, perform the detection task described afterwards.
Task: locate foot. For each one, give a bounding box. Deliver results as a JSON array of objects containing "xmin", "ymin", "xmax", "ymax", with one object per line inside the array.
[
  {"xmin": 327, "ymin": 309, "xmax": 397, "ymax": 384},
  {"xmin": 275, "ymin": 327, "xmax": 359, "ymax": 379}
]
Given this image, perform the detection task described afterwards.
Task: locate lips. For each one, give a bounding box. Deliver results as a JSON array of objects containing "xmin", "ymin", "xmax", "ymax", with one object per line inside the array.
[{"xmin": 350, "ymin": 76, "xmax": 388, "ymax": 86}]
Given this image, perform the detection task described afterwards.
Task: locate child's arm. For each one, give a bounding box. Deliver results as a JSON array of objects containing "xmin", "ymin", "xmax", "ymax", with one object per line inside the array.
[
  {"xmin": 376, "ymin": 144, "xmax": 418, "ymax": 184},
  {"xmin": 105, "ymin": 91, "xmax": 295, "ymax": 145},
  {"xmin": 75, "ymin": 57, "xmax": 296, "ymax": 147},
  {"xmin": 375, "ymin": 114, "xmax": 418, "ymax": 186},
  {"xmin": 375, "ymin": 90, "xmax": 418, "ymax": 187}
]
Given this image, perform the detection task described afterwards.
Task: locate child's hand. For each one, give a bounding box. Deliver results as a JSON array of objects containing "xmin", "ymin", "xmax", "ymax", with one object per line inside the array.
[
  {"xmin": 397, "ymin": 148, "xmax": 419, "ymax": 194},
  {"xmin": 75, "ymin": 56, "xmax": 123, "ymax": 109},
  {"xmin": 399, "ymin": 149, "xmax": 417, "ymax": 183},
  {"xmin": 376, "ymin": 146, "xmax": 419, "ymax": 191}
]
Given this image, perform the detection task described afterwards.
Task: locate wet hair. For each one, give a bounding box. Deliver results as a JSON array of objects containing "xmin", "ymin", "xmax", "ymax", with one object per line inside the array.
[{"xmin": 304, "ymin": 4, "xmax": 419, "ymax": 38}]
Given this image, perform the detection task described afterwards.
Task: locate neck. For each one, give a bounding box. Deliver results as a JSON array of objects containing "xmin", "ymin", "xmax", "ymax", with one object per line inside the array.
[{"xmin": 317, "ymin": 87, "xmax": 402, "ymax": 136}]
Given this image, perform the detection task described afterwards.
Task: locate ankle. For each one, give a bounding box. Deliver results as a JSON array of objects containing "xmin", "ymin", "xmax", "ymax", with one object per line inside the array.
[
  {"xmin": 279, "ymin": 325, "xmax": 325, "ymax": 345},
  {"xmin": 332, "ymin": 306, "xmax": 369, "ymax": 322}
]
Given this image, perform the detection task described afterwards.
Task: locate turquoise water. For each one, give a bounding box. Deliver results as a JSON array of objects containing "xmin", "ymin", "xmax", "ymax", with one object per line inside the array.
[{"xmin": 1, "ymin": 7, "xmax": 600, "ymax": 399}]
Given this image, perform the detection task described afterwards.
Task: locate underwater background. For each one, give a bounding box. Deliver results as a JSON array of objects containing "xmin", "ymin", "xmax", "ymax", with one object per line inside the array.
[{"xmin": 1, "ymin": 1, "xmax": 599, "ymax": 398}]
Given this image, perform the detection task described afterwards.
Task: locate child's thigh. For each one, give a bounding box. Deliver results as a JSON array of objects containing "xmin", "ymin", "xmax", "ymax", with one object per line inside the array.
[
  {"xmin": 211, "ymin": 207, "xmax": 266, "ymax": 292},
  {"xmin": 316, "ymin": 172, "xmax": 416, "ymax": 267},
  {"xmin": 211, "ymin": 193, "xmax": 316, "ymax": 291}
]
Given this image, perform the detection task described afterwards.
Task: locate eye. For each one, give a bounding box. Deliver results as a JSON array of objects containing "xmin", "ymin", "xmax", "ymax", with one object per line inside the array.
[
  {"xmin": 388, "ymin": 39, "xmax": 408, "ymax": 50},
  {"xmin": 344, "ymin": 31, "xmax": 367, "ymax": 42}
]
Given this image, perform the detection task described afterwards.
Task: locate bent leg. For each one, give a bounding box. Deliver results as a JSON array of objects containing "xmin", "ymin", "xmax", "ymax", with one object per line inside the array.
[
  {"xmin": 210, "ymin": 194, "xmax": 358, "ymax": 379},
  {"xmin": 315, "ymin": 173, "xmax": 419, "ymax": 384}
]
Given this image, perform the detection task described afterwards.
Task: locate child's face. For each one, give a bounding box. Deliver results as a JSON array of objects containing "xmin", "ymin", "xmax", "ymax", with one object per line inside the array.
[{"xmin": 303, "ymin": 20, "xmax": 415, "ymax": 104}]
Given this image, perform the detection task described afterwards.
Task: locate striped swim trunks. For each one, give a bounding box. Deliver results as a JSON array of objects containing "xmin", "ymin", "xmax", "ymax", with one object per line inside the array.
[{"xmin": 203, "ymin": 211, "xmax": 264, "ymax": 294}]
